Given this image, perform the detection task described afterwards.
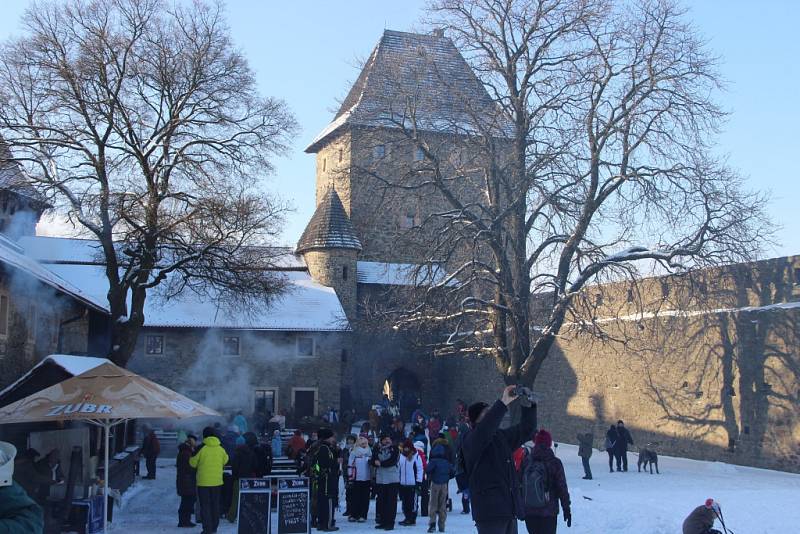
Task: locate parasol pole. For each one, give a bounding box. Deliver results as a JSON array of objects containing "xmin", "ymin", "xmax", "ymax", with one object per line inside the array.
[{"xmin": 104, "ymin": 421, "xmax": 110, "ymax": 534}]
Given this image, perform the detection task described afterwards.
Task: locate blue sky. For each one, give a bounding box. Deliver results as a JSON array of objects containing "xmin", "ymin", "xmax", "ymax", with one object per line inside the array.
[{"xmin": 1, "ymin": 1, "xmax": 798, "ymax": 257}]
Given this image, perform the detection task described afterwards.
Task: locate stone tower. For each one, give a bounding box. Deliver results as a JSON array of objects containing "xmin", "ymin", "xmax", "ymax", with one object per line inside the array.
[
  {"xmin": 296, "ymin": 187, "xmax": 361, "ymax": 321},
  {"xmin": 0, "ymin": 141, "xmax": 49, "ymax": 240},
  {"xmin": 305, "ymin": 30, "xmax": 507, "ymax": 265}
]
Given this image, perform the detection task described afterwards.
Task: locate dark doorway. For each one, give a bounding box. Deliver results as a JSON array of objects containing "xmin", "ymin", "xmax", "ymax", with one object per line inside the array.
[
  {"xmin": 384, "ymin": 368, "xmax": 421, "ymax": 421},
  {"xmin": 294, "ymin": 390, "xmax": 316, "ymax": 420}
]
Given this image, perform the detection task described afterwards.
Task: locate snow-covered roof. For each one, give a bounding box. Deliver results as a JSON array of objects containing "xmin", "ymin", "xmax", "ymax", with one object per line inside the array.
[
  {"xmin": 22, "ymin": 236, "xmax": 349, "ymax": 331},
  {"xmin": 0, "ymin": 354, "xmax": 111, "ymax": 399},
  {"xmin": 357, "ymin": 261, "xmax": 451, "ymax": 286},
  {"xmin": 19, "ymin": 236, "xmax": 306, "ymax": 270},
  {"xmin": 0, "ymin": 234, "xmax": 108, "ymax": 312}
]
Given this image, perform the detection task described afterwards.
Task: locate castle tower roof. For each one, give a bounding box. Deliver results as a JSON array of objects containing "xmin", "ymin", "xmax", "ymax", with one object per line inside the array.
[
  {"xmin": 296, "ymin": 187, "xmax": 362, "ymax": 253},
  {"xmin": 0, "ymin": 139, "xmax": 50, "ymax": 208},
  {"xmin": 305, "ymin": 29, "xmax": 509, "ymax": 153}
]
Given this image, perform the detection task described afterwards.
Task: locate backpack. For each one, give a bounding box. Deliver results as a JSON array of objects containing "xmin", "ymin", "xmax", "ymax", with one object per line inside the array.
[{"xmin": 520, "ymin": 448, "xmax": 550, "ymax": 510}]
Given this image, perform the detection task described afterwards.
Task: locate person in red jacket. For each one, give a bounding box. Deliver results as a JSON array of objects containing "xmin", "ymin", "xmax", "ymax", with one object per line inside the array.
[{"xmin": 521, "ymin": 430, "xmax": 571, "ymax": 534}]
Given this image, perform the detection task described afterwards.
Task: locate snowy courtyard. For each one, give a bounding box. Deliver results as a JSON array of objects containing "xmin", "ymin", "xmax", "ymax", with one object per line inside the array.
[{"xmin": 113, "ymin": 443, "xmax": 800, "ymax": 534}]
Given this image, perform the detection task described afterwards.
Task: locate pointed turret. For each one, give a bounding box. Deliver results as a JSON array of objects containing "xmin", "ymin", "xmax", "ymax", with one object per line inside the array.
[{"xmin": 297, "ymin": 187, "xmax": 360, "ymax": 321}]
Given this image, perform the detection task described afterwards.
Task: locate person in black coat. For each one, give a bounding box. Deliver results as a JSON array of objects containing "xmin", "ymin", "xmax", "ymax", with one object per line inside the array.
[
  {"xmin": 176, "ymin": 436, "xmax": 197, "ymax": 528},
  {"xmin": 461, "ymin": 385, "xmax": 537, "ymax": 534},
  {"xmin": 604, "ymin": 425, "xmax": 618, "ymax": 473},
  {"xmin": 315, "ymin": 429, "xmax": 340, "ymax": 532},
  {"xmin": 612, "ymin": 420, "xmax": 634, "ymax": 472}
]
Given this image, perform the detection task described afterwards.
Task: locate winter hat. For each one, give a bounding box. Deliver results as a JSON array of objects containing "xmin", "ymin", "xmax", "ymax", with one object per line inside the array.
[
  {"xmin": 402, "ymin": 439, "xmax": 415, "ymax": 453},
  {"xmin": 468, "ymin": 402, "xmax": 489, "ymax": 424},
  {"xmin": 705, "ymin": 498, "xmax": 721, "ymax": 514},
  {"xmin": 318, "ymin": 428, "xmax": 334, "ymax": 441},
  {"xmin": 413, "ymin": 441, "xmax": 425, "ymax": 451},
  {"xmin": 534, "ymin": 429, "xmax": 553, "ymax": 448},
  {"xmin": 0, "ymin": 441, "xmax": 17, "ymax": 487}
]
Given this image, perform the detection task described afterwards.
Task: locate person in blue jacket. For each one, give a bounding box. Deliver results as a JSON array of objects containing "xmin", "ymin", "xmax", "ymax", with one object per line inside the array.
[{"xmin": 424, "ymin": 443, "xmax": 454, "ymax": 533}]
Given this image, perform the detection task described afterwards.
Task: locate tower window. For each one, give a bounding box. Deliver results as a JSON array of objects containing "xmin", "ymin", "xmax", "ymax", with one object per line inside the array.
[
  {"xmin": 414, "ymin": 147, "xmax": 425, "ymax": 161},
  {"xmin": 373, "ymin": 145, "xmax": 386, "ymax": 159},
  {"xmin": 342, "ymin": 266, "xmax": 348, "ymax": 280},
  {"xmin": 338, "ymin": 148, "xmax": 343, "ymax": 162},
  {"xmin": 400, "ymin": 210, "xmax": 417, "ymax": 229},
  {"xmin": 0, "ymin": 294, "xmax": 8, "ymax": 336},
  {"xmin": 322, "ymin": 157, "xmax": 327, "ymax": 172}
]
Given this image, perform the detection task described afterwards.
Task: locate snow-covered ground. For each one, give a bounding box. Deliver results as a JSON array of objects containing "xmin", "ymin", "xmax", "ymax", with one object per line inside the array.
[{"xmin": 113, "ymin": 444, "xmax": 800, "ymax": 533}]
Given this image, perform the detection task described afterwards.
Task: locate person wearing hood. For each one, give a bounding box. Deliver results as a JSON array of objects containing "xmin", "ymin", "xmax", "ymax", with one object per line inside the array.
[
  {"xmin": 348, "ymin": 436, "xmax": 372, "ymax": 523},
  {"xmin": 425, "ymin": 442, "xmax": 454, "ymax": 533},
  {"xmin": 221, "ymin": 425, "xmax": 240, "ymax": 458},
  {"xmin": 398, "ymin": 439, "xmax": 424, "ymax": 526},
  {"xmin": 250, "ymin": 432, "xmax": 273, "ymax": 478},
  {"xmin": 374, "ymin": 433, "xmax": 400, "ymax": 530},
  {"xmin": 613, "ymin": 420, "xmax": 633, "ymax": 472},
  {"xmin": 271, "ymin": 430, "xmax": 283, "ymax": 458},
  {"xmin": 190, "ymin": 427, "xmax": 229, "ymax": 534},
  {"xmin": 0, "ymin": 441, "xmax": 43, "ymax": 534},
  {"xmin": 682, "ymin": 499, "xmax": 724, "ymax": 534},
  {"xmin": 520, "ymin": 430, "xmax": 571, "ymax": 534},
  {"xmin": 176, "ymin": 435, "xmax": 198, "ymax": 528},
  {"xmin": 233, "ymin": 411, "xmax": 248, "ymax": 434}
]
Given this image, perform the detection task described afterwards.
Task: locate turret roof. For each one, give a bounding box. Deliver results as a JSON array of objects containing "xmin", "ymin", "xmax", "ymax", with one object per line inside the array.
[
  {"xmin": 305, "ymin": 29, "xmax": 510, "ymax": 152},
  {"xmin": 296, "ymin": 187, "xmax": 362, "ymax": 253},
  {"xmin": 0, "ymin": 139, "xmax": 50, "ymax": 207}
]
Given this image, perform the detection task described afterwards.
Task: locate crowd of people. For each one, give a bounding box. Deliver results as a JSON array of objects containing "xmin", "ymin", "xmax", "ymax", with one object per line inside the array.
[
  {"xmin": 142, "ymin": 388, "xmax": 730, "ymax": 534},
  {"xmin": 0, "ymin": 386, "xmax": 732, "ymax": 534}
]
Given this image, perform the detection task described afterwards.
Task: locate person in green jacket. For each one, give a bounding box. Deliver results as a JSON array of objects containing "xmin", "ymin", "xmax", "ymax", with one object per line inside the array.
[
  {"xmin": 0, "ymin": 441, "xmax": 43, "ymax": 534},
  {"xmin": 190, "ymin": 427, "xmax": 229, "ymax": 534}
]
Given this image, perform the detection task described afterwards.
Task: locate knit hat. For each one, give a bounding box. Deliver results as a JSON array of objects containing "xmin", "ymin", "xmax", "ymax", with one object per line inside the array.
[
  {"xmin": 413, "ymin": 441, "xmax": 425, "ymax": 451},
  {"xmin": 467, "ymin": 402, "xmax": 489, "ymax": 424},
  {"xmin": 318, "ymin": 428, "xmax": 334, "ymax": 441},
  {"xmin": 534, "ymin": 429, "xmax": 553, "ymax": 448},
  {"xmin": 705, "ymin": 498, "xmax": 721, "ymax": 514}
]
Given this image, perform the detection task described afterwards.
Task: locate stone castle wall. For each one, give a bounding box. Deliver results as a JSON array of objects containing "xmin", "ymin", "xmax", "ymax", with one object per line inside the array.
[
  {"xmin": 303, "ymin": 249, "xmax": 358, "ymax": 322},
  {"xmin": 128, "ymin": 327, "xmax": 346, "ymax": 424}
]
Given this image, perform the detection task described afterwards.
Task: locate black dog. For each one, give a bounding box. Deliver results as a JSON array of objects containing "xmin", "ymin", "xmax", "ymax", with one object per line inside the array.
[{"xmin": 637, "ymin": 443, "xmax": 659, "ymax": 474}]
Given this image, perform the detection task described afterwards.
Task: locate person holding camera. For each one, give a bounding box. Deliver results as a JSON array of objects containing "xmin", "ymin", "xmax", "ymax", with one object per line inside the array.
[{"xmin": 461, "ymin": 385, "xmax": 537, "ymax": 534}]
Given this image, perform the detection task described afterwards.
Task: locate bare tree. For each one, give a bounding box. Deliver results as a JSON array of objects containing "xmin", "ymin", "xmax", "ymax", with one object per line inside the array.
[
  {"xmin": 360, "ymin": 0, "xmax": 772, "ymax": 385},
  {"xmin": 0, "ymin": 0, "xmax": 298, "ymax": 366}
]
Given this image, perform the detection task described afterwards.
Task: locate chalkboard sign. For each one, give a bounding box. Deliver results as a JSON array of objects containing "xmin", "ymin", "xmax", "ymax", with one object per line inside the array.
[
  {"xmin": 277, "ymin": 478, "xmax": 310, "ymax": 534},
  {"xmin": 238, "ymin": 478, "xmax": 271, "ymax": 534}
]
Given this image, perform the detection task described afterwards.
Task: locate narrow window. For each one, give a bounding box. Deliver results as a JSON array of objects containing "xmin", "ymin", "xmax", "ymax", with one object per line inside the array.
[
  {"xmin": 414, "ymin": 147, "xmax": 425, "ymax": 161},
  {"xmin": 322, "ymin": 157, "xmax": 327, "ymax": 172},
  {"xmin": 222, "ymin": 335, "xmax": 240, "ymax": 356},
  {"xmin": 297, "ymin": 336, "xmax": 314, "ymax": 357},
  {"xmin": 341, "ymin": 349, "xmax": 348, "ymax": 362},
  {"xmin": 0, "ymin": 295, "xmax": 9, "ymax": 336},
  {"xmin": 794, "ymin": 267, "xmax": 800, "ymax": 285},
  {"xmin": 626, "ymin": 288, "xmax": 634, "ymax": 303},
  {"xmin": 338, "ymin": 148, "xmax": 343, "ymax": 162},
  {"xmin": 374, "ymin": 145, "xmax": 386, "ymax": 159},
  {"xmin": 400, "ymin": 211, "xmax": 416, "ymax": 229},
  {"xmin": 342, "ymin": 265, "xmax": 348, "ymax": 280},
  {"xmin": 145, "ymin": 335, "xmax": 164, "ymax": 355},
  {"xmin": 27, "ymin": 304, "xmax": 36, "ymax": 342}
]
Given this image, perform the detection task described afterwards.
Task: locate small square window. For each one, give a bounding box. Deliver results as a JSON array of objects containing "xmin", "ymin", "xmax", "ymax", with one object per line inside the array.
[
  {"xmin": 297, "ymin": 337, "xmax": 314, "ymax": 357},
  {"xmin": 414, "ymin": 147, "xmax": 425, "ymax": 161},
  {"xmin": 400, "ymin": 211, "xmax": 416, "ymax": 229},
  {"xmin": 373, "ymin": 145, "xmax": 386, "ymax": 159},
  {"xmin": 223, "ymin": 336, "xmax": 240, "ymax": 356},
  {"xmin": 145, "ymin": 335, "xmax": 163, "ymax": 355}
]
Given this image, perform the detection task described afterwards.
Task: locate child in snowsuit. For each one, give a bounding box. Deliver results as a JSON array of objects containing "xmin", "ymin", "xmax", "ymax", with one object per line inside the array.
[
  {"xmin": 682, "ymin": 499, "xmax": 723, "ymax": 534},
  {"xmin": 424, "ymin": 443, "xmax": 454, "ymax": 533}
]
